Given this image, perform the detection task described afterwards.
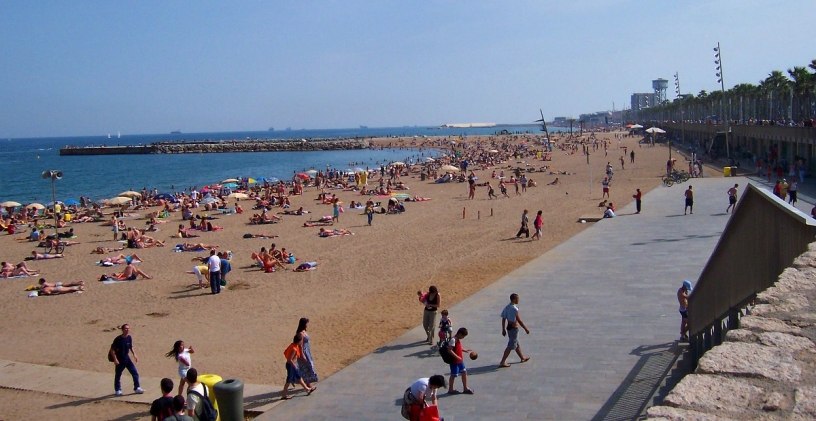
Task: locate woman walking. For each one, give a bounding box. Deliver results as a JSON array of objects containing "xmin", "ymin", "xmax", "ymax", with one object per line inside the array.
[
  {"xmin": 531, "ymin": 210, "xmax": 543, "ymax": 241},
  {"xmin": 296, "ymin": 318, "xmax": 319, "ymax": 389},
  {"xmin": 165, "ymin": 340, "xmax": 194, "ymax": 396},
  {"xmin": 421, "ymin": 286, "xmax": 441, "ymax": 346}
]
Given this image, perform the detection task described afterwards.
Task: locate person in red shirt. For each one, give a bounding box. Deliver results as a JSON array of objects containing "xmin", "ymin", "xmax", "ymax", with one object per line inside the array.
[
  {"xmin": 633, "ymin": 189, "xmax": 642, "ymax": 214},
  {"xmin": 445, "ymin": 327, "xmax": 474, "ymax": 395},
  {"xmin": 281, "ymin": 333, "xmax": 316, "ymax": 400}
]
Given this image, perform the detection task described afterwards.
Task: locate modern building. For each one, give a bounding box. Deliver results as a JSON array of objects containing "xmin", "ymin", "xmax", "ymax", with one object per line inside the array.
[{"xmin": 631, "ymin": 93, "xmax": 658, "ymax": 118}]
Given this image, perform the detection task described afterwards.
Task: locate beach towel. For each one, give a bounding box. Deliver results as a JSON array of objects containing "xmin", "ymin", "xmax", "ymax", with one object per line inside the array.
[
  {"xmin": 95, "ymin": 259, "xmax": 141, "ymax": 266},
  {"xmin": 101, "ymin": 279, "xmax": 131, "ymax": 284},
  {"xmin": 2, "ymin": 274, "xmax": 30, "ymax": 279}
]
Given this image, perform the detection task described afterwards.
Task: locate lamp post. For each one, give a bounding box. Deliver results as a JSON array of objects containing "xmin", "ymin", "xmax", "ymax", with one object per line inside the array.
[
  {"xmin": 674, "ymin": 72, "xmax": 685, "ymax": 147},
  {"xmin": 42, "ymin": 170, "xmax": 63, "ymax": 239},
  {"xmin": 714, "ymin": 43, "xmax": 730, "ymax": 160}
]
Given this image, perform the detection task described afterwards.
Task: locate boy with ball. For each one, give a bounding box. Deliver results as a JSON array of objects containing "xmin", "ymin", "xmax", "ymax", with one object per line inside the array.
[{"xmin": 445, "ymin": 327, "xmax": 475, "ymax": 395}]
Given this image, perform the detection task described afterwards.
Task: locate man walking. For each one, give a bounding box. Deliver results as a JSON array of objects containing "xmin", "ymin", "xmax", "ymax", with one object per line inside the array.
[
  {"xmin": 109, "ymin": 324, "xmax": 144, "ymax": 396},
  {"xmin": 630, "ymin": 150, "xmax": 635, "ymax": 164},
  {"xmin": 499, "ymin": 293, "xmax": 530, "ymax": 367},
  {"xmin": 516, "ymin": 209, "xmax": 530, "ymax": 238},
  {"xmin": 684, "ymin": 185, "xmax": 694, "ymax": 215},
  {"xmin": 677, "ymin": 280, "xmax": 692, "ymax": 341},
  {"xmin": 602, "ymin": 177, "xmax": 610, "ymax": 199},
  {"xmin": 207, "ymin": 249, "xmax": 221, "ymax": 294},
  {"xmin": 726, "ymin": 183, "xmax": 738, "ymax": 213}
]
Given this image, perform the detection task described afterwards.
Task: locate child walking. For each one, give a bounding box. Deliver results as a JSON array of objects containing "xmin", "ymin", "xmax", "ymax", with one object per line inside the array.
[
  {"xmin": 445, "ymin": 327, "xmax": 474, "ymax": 395},
  {"xmin": 165, "ymin": 340, "xmax": 194, "ymax": 396},
  {"xmin": 281, "ymin": 333, "xmax": 316, "ymax": 400},
  {"xmin": 438, "ymin": 309, "xmax": 452, "ymax": 347}
]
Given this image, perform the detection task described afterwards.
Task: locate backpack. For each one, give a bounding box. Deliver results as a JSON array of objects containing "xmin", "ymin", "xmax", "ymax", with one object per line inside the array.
[
  {"xmin": 189, "ymin": 387, "xmax": 218, "ymax": 421},
  {"xmin": 439, "ymin": 339, "xmax": 456, "ymax": 364}
]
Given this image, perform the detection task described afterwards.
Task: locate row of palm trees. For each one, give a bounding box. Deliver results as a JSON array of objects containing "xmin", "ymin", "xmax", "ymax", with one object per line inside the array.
[{"xmin": 639, "ymin": 59, "xmax": 816, "ymax": 124}]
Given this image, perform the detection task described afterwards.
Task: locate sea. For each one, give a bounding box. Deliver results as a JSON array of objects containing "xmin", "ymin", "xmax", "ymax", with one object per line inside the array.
[{"xmin": 0, "ymin": 125, "xmax": 553, "ymax": 205}]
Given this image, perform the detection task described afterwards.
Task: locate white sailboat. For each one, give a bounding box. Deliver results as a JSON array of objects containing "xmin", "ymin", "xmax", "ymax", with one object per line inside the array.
[
  {"xmin": 107, "ymin": 133, "xmax": 111, "ymax": 139},
  {"xmin": 117, "ymin": 131, "xmax": 121, "ymax": 139}
]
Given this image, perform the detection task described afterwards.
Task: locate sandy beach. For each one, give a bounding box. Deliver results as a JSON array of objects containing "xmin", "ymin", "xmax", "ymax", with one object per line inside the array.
[{"xmin": 0, "ymin": 131, "xmax": 683, "ymax": 419}]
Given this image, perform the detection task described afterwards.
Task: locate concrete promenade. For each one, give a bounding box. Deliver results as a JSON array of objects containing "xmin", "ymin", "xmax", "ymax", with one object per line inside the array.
[
  {"xmin": 3, "ymin": 174, "xmax": 797, "ymax": 419},
  {"xmin": 258, "ymin": 176, "xmax": 743, "ymax": 420}
]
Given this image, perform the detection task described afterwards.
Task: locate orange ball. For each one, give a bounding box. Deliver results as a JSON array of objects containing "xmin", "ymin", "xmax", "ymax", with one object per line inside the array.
[{"xmin": 469, "ymin": 351, "xmax": 478, "ymax": 360}]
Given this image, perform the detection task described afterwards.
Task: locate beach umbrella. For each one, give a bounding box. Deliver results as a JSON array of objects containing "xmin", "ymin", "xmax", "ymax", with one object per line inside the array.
[
  {"xmin": 305, "ymin": 169, "xmax": 318, "ymax": 174},
  {"xmin": 441, "ymin": 165, "xmax": 459, "ymax": 172},
  {"xmin": 26, "ymin": 203, "xmax": 45, "ymax": 210},
  {"xmin": 0, "ymin": 201, "xmax": 22, "ymax": 207},
  {"xmin": 227, "ymin": 192, "xmax": 249, "ymax": 199},
  {"xmin": 391, "ymin": 161, "xmax": 405, "ymax": 166},
  {"xmin": 247, "ymin": 178, "xmax": 257, "ymax": 184},
  {"xmin": 488, "ymin": 149, "xmax": 499, "ymax": 153},
  {"xmin": 106, "ymin": 197, "xmax": 132, "ymax": 205},
  {"xmin": 354, "ymin": 167, "xmax": 366, "ymax": 173},
  {"xmin": 296, "ymin": 173, "xmax": 310, "ymax": 180},
  {"xmin": 119, "ymin": 190, "xmax": 142, "ymax": 198},
  {"xmin": 425, "ymin": 157, "xmax": 435, "ymax": 162},
  {"xmin": 630, "ymin": 124, "xmax": 643, "ymax": 129},
  {"xmin": 45, "ymin": 201, "xmax": 63, "ymax": 207},
  {"xmin": 200, "ymin": 197, "xmax": 218, "ymax": 205},
  {"xmin": 154, "ymin": 193, "xmax": 174, "ymax": 201},
  {"xmin": 222, "ymin": 183, "xmax": 238, "ymax": 188},
  {"xmin": 645, "ymin": 127, "xmax": 666, "ymax": 134},
  {"xmin": 221, "ymin": 178, "xmax": 240, "ymax": 184},
  {"xmin": 63, "ymin": 199, "xmax": 80, "ymax": 206}
]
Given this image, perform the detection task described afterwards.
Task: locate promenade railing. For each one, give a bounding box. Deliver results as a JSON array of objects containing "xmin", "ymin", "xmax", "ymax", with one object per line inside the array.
[{"xmin": 687, "ymin": 183, "xmax": 816, "ymax": 364}]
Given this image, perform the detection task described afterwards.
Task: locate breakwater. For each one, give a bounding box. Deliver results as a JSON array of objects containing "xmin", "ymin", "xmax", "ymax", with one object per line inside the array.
[{"xmin": 60, "ymin": 138, "xmax": 370, "ymax": 156}]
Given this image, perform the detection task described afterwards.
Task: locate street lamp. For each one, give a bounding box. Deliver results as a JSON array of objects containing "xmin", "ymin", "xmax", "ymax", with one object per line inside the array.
[
  {"xmin": 714, "ymin": 43, "xmax": 730, "ymax": 159},
  {"xmin": 42, "ymin": 170, "xmax": 63, "ymax": 239}
]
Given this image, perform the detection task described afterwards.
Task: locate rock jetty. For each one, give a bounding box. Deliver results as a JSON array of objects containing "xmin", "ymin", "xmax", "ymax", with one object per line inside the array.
[{"xmin": 60, "ymin": 139, "xmax": 370, "ymax": 156}]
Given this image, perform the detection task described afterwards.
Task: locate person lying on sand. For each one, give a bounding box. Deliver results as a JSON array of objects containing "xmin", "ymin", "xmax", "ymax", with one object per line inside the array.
[
  {"xmin": 549, "ymin": 178, "xmax": 560, "ymax": 185},
  {"xmin": 404, "ymin": 195, "xmax": 431, "ymax": 202},
  {"xmin": 38, "ymin": 278, "xmax": 84, "ymax": 294},
  {"xmin": 106, "ymin": 261, "xmax": 152, "ymax": 280},
  {"xmin": 293, "ymin": 261, "xmax": 318, "ymax": 272},
  {"xmin": 38, "ymin": 238, "xmax": 80, "ymax": 248},
  {"xmin": 91, "ymin": 246, "xmax": 125, "ymax": 254},
  {"xmin": 135, "ymin": 236, "xmax": 165, "ymax": 248},
  {"xmin": 279, "ymin": 207, "xmax": 308, "ymax": 215},
  {"xmin": 242, "ymin": 233, "xmax": 279, "ymax": 239},
  {"xmin": 318, "ymin": 228, "xmax": 353, "ymax": 237},
  {"xmin": 98, "ymin": 254, "xmax": 143, "ymax": 265},
  {"xmin": 31, "ymin": 251, "xmax": 64, "ymax": 260},
  {"xmin": 178, "ymin": 243, "xmax": 218, "ymax": 251},
  {"xmin": 2, "ymin": 261, "xmax": 39, "ymax": 278},
  {"xmin": 302, "ymin": 220, "xmax": 333, "ymax": 227}
]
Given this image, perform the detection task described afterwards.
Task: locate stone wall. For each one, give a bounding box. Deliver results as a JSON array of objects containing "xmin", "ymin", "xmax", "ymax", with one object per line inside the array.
[
  {"xmin": 153, "ymin": 139, "xmax": 369, "ymax": 154},
  {"xmin": 646, "ymin": 242, "xmax": 816, "ymax": 420}
]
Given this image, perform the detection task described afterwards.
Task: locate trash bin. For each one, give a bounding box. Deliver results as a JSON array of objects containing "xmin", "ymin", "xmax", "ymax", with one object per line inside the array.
[
  {"xmin": 723, "ymin": 166, "xmax": 731, "ymax": 177},
  {"xmin": 214, "ymin": 378, "xmax": 244, "ymax": 421},
  {"xmin": 731, "ymin": 166, "xmax": 738, "ymax": 177},
  {"xmin": 198, "ymin": 374, "xmax": 223, "ymax": 420}
]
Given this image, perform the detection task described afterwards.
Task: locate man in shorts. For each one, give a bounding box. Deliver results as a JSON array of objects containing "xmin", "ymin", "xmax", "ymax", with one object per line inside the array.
[
  {"xmin": 684, "ymin": 185, "xmax": 694, "ymax": 215},
  {"xmin": 726, "ymin": 183, "xmax": 738, "ymax": 213},
  {"xmin": 499, "ymin": 293, "xmax": 530, "ymax": 367}
]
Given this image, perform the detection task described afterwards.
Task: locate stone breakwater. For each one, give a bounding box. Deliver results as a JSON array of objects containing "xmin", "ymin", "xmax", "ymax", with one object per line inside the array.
[
  {"xmin": 60, "ymin": 139, "xmax": 370, "ymax": 155},
  {"xmin": 646, "ymin": 242, "xmax": 816, "ymax": 420}
]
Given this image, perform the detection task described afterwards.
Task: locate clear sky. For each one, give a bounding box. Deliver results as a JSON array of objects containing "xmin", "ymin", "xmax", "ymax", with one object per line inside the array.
[{"xmin": 1, "ymin": 1, "xmax": 814, "ymax": 138}]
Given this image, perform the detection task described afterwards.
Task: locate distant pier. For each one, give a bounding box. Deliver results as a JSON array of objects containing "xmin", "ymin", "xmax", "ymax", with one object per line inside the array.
[{"xmin": 60, "ymin": 138, "xmax": 371, "ymax": 156}]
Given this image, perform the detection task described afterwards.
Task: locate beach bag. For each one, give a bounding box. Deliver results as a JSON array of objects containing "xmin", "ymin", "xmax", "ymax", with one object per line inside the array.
[
  {"xmin": 401, "ymin": 387, "xmax": 423, "ymax": 419},
  {"xmin": 420, "ymin": 405, "xmax": 441, "ymax": 421},
  {"xmin": 439, "ymin": 339, "xmax": 456, "ymax": 364},
  {"xmin": 189, "ymin": 388, "xmax": 218, "ymax": 421}
]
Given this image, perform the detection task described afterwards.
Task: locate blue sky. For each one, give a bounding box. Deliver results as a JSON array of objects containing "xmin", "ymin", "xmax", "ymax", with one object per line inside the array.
[{"xmin": 1, "ymin": 1, "xmax": 814, "ymax": 138}]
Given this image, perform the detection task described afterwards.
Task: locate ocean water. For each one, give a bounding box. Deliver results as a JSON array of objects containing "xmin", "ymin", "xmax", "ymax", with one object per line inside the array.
[{"xmin": 0, "ymin": 125, "xmax": 551, "ymax": 204}]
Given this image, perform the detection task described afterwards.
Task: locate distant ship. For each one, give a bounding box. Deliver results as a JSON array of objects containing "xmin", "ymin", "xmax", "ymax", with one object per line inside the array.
[
  {"xmin": 171, "ymin": 130, "xmax": 181, "ymax": 134},
  {"xmin": 285, "ymin": 127, "xmax": 292, "ymax": 131},
  {"xmin": 268, "ymin": 127, "xmax": 275, "ymax": 131},
  {"xmin": 360, "ymin": 125, "xmax": 368, "ymax": 129}
]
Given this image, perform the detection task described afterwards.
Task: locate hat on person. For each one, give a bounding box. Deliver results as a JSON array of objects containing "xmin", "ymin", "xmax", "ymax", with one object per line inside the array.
[{"xmin": 683, "ymin": 280, "xmax": 692, "ymax": 290}]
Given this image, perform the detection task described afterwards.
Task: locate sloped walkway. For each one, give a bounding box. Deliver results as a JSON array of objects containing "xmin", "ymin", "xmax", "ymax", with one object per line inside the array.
[
  {"xmin": 0, "ymin": 177, "xmax": 756, "ymax": 420},
  {"xmin": 257, "ymin": 176, "xmax": 742, "ymax": 420}
]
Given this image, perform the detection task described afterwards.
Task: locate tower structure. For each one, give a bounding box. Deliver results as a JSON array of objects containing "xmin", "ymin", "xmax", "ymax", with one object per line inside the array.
[{"xmin": 652, "ymin": 78, "xmax": 668, "ymax": 104}]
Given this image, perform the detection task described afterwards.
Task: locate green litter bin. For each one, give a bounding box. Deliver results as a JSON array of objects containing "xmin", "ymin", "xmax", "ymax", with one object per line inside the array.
[{"xmin": 214, "ymin": 378, "xmax": 244, "ymax": 421}]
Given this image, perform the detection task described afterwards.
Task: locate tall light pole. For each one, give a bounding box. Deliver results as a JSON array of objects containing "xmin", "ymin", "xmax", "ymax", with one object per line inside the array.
[
  {"xmin": 714, "ymin": 43, "xmax": 730, "ymax": 160},
  {"xmin": 674, "ymin": 72, "xmax": 685, "ymax": 146},
  {"xmin": 42, "ymin": 170, "xmax": 63, "ymax": 239}
]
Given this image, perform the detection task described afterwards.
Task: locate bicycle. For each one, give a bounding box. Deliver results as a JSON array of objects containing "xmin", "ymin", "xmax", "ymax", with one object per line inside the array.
[
  {"xmin": 662, "ymin": 171, "xmax": 690, "ymax": 187},
  {"xmin": 42, "ymin": 236, "xmax": 65, "ymax": 254}
]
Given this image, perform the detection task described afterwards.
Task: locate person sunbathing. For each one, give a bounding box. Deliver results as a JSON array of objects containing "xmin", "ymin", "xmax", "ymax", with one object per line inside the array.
[
  {"xmin": 279, "ymin": 207, "xmax": 307, "ymax": 215},
  {"xmin": 302, "ymin": 220, "xmax": 333, "ymax": 227},
  {"xmin": 548, "ymin": 178, "xmax": 560, "ymax": 185},
  {"xmin": 109, "ymin": 261, "xmax": 152, "ymax": 280},
  {"xmin": 1, "ymin": 261, "xmax": 39, "ymax": 278},
  {"xmin": 293, "ymin": 261, "xmax": 318, "ymax": 272},
  {"xmin": 31, "ymin": 251, "xmax": 64, "ymax": 260},
  {"xmin": 91, "ymin": 246, "xmax": 125, "ymax": 254},
  {"xmin": 178, "ymin": 224, "xmax": 200, "ymax": 238},
  {"xmin": 243, "ymin": 233, "xmax": 279, "ymax": 239},
  {"xmin": 135, "ymin": 236, "xmax": 165, "ymax": 248},
  {"xmin": 252, "ymin": 249, "xmax": 285, "ymax": 272},
  {"xmin": 318, "ymin": 228, "xmax": 353, "ymax": 237},
  {"xmin": 179, "ymin": 243, "xmax": 218, "ymax": 251},
  {"xmin": 98, "ymin": 254, "xmax": 143, "ymax": 265},
  {"xmin": 38, "ymin": 278, "xmax": 85, "ymax": 294},
  {"xmin": 39, "ymin": 237, "xmax": 80, "ymax": 248}
]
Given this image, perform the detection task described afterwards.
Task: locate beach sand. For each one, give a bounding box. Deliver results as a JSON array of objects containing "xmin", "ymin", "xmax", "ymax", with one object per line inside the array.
[{"xmin": 0, "ymin": 132, "xmax": 687, "ymax": 419}]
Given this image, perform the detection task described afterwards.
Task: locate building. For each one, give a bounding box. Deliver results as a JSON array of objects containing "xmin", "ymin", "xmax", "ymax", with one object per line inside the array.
[{"xmin": 631, "ymin": 93, "xmax": 658, "ymax": 119}]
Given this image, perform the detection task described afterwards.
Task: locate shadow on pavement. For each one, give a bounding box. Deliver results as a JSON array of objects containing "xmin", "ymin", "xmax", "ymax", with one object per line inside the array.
[{"xmin": 590, "ymin": 341, "xmax": 692, "ymax": 421}]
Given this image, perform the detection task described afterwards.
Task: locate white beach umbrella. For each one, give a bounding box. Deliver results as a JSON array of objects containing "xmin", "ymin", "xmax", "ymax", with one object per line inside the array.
[
  {"xmin": 227, "ymin": 192, "xmax": 249, "ymax": 199},
  {"xmin": 630, "ymin": 124, "xmax": 644, "ymax": 129},
  {"xmin": 26, "ymin": 203, "xmax": 45, "ymax": 210},
  {"xmin": 645, "ymin": 127, "xmax": 666, "ymax": 134},
  {"xmin": 118, "ymin": 191, "xmax": 142, "ymax": 198},
  {"xmin": 441, "ymin": 165, "xmax": 459, "ymax": 172},
  {"xmin": 221, "ymin": 178, "xmax": 241, "ymax": 184},
  {"xmin": 305, "ymin": 170, "xmax": 318, "ymax": 174},
  {"xmin": 391, "ymin": 161, "xmax": 405, "ymax": 166},
  {"xmin": 425, "ymin": 157, "xmax": 435, "ymax": 162},
  {"xmin": 1, "ymin": 201, "xmax": 22, "ymax": 207},
  {"xmin": 106, "ymin": 196, "xmax": 132, "ymax": 205}
]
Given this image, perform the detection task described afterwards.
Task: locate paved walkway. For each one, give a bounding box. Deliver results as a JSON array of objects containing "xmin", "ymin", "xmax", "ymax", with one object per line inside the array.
[
  {"xmin": 257, "ymin": 176, "xmax": 742, "ymax": 420},
  {"xmin": 1, "ymin": 175, "xmax": 787, "ymax": 420}
]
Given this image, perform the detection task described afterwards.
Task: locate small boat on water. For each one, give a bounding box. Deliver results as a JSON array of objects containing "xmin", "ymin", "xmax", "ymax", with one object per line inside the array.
[
  {"xmin": 171, "ymin": 130, "xmax": 182, "ymax": 134},
  {"xmin": 360, "ymin": 125, "xmax": 368, "ymax": 129}
]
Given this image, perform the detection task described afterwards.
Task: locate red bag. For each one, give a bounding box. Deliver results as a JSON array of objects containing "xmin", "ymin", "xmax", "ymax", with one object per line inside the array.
[{"xmin": 420, "ymin": 405, "xmax": 440, "ymax": 421}]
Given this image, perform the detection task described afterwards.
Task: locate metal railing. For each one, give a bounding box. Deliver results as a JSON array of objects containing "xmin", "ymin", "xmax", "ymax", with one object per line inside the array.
[{"xmin": 687, "ymin": 184, "xmax": 816, "ymax": 363}]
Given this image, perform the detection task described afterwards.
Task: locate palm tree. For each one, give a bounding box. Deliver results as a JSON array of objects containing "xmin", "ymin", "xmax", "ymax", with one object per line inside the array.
[
  {"xmin": 764, "ymin": 70, "xmax": 791, "ymax": 121},
  {"xmin": 788, "ymin": 66, "xmax": 813, "ymax": 120}
]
